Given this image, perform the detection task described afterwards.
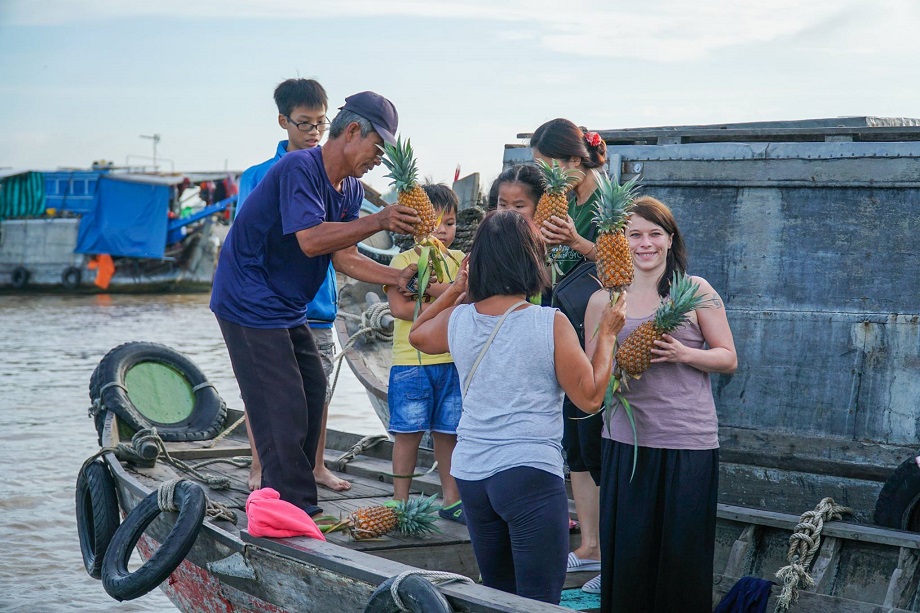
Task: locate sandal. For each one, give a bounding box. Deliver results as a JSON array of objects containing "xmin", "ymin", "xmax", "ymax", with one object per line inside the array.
[{"xmin": 438, "ymin": 500, "xmax": 466, "ymax": 525}]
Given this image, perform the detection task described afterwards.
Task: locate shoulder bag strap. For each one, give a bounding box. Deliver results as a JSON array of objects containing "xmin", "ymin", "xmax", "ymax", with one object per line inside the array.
[{"xmin": 462, "ymin": 300, "xmax": 529, "ymax": 398}]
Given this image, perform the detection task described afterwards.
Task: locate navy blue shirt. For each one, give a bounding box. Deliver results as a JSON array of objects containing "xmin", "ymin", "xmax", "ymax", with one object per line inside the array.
[{"xmin": 210, "ymin": 147, "xmax": 362, "ymax": 328}]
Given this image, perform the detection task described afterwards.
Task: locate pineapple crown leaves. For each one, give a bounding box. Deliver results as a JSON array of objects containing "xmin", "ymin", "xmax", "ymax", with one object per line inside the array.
[
  {"xmin": 593, "ymin": 175, "xmax": 641, "ymax": 234},
  {"xmin": 379, "ymin": 135, "xmax": 419, "ymax": 192},
  {"xmin": 653, "ymin": 271, "xmax": 706, "ymax": 332},
  {"xmin": 535, "ymin": 159, "xmax": 579, "ymax": 195},
  {"xmin": 394, "ymin": 494, "xmax": 442, "ymax": 537}
]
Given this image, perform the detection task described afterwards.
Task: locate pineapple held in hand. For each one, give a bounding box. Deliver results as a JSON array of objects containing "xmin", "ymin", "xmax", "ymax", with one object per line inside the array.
[
  {"xmin": 347, "ymin": 495, "xmax": 441, "ymax": 540},
  {"xmin": 380, "ymin": 137, "xmax": 437, "ymax": 241},
  {"xmin": 593, "ymin": 175, "xmax": 640, "ymax": 293},
  {"xmin": 615, "ymin": 272, "xmax": 704, "ymax": 379},
  {"xmin": 534, "ymin": 159, "xmax": 578, "ymax": 227}
]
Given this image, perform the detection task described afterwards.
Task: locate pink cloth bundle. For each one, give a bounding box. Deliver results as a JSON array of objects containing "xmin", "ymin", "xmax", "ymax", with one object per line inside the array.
[{"xmin": 245, "ymin": 488, "xmax": 326, "ymax": 540}]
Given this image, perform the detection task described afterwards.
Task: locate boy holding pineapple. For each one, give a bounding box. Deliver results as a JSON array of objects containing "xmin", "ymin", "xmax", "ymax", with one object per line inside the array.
[{"xmin": 385, "ymin": 183, "xmax": 466, "ymax": 523}]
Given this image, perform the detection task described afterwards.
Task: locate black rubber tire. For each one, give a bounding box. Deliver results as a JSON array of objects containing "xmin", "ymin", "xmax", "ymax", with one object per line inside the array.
[
  {"xmin": 62, "ymin": 266, "xmax": 82, "ymax": 290},
  {"xmin": 873, "ymin": 455, "xmax": 920, "ymax": 532},
  {"xmin": 11, "ymin": 266, "xmax": 30, "ymax": 289},
  {"xmin": 101, "ymin": 480, "xmax": 206, "ymax": 601},
  {"xmin": 89, "ymin": 342, "xmax": 227, "ymax": 442},
  {"xmin": 75, "ymin": 460, "xmax": 121, "ymax": 579},
  {"xmin": 364, "ymin": 575, "xmax": 454, "ymax": 613}
]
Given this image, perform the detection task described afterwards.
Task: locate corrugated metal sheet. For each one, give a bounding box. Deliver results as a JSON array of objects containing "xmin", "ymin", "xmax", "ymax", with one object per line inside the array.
[{"xmin": 0, "ymin": 172, "xmax": 45, "ymax": 219}]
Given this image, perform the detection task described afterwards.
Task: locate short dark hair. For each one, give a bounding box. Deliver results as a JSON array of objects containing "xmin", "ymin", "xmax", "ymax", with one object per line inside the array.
[
  {"xmin": 467, "ymin": 210, "xmax": 549, "ymax": 302},
  {"xmin": 530, "ymin": 118, "xmax": 606, "ymax": 169},
  {"xmin": 422, "ymin": 183, "xmax": 458, "ymax": 216},
  {"xmin": 273, "ymin": 79, "xmax": 328, "ymax": 117},
  {"xmin": 631, "ymin": 196, "xmax": 688, "ymax": 297},
  {"xmin": 487, "ymin": 164, "xmax": 544, "ymax": 211}
]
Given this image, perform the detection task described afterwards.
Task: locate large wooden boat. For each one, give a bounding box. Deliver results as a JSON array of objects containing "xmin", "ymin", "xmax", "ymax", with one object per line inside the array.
[{"xmin": 332, "ymin": 117, "xmax": 920, "ymax": 610}]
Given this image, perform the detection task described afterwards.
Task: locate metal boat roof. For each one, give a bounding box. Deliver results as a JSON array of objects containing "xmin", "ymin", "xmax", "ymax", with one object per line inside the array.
[{"xmin": 514, "ymin": 116, "xmax": 920, "ymax": 145}]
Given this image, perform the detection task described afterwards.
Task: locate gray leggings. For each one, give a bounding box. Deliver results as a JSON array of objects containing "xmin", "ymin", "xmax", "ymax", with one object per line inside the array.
[{"xmin": 456, "ymin": 466, "xmax": 569, "ymax": 604}]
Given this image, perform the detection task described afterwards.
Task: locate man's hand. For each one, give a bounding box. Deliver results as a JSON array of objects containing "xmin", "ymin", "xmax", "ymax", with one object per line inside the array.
[
  {"xmin": 374, "ymin": 205, "xmax": 420, "ymax": 235},
  {"xmin": 397, "ymin": 263, "xmax": 418, "ymax": 297}
]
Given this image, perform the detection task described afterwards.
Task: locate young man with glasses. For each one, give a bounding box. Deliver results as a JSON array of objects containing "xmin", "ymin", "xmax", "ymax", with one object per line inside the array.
[
  {"xmin": 214, "ymin": 90, "xmax": 419, "ymax": 516},
  {"xmin": 235, "ymin": 79, "xmax": 352, "ymax": 494}
]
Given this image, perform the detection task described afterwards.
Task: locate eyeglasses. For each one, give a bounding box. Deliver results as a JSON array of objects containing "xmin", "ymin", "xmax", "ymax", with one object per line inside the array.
[{"xmin": 286, "ymin": 116, "xmax": 330, "ymax": 133}]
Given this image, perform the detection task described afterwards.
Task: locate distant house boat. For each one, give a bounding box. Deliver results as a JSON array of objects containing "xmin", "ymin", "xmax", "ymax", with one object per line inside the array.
[{"xmin": 0, "ymin": 165, "xmax": 237, "ymax": 291}]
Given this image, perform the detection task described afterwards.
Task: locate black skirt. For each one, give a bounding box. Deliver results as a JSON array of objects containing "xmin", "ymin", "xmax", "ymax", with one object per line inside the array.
[{"xmin": 598, "ymin": 439, "xmax": 719, "ymax": 613}]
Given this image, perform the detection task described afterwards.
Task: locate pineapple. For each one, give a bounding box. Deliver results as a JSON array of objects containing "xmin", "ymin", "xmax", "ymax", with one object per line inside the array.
[
  {"xmin": 380, "ymin": 137, "xmax": 437, "ymax": 240},
  {"xmin": 593, "ymin": 176, "xmax": 640, "ymax": 292},
  {"xmin": 615, "ymin": 272, "xmax": 704, "ymax": 379},
  {"xmin": 347, "ymin": 495, "xmax": 441, "ymax": 540},
  {"xmin": 534, "ymin": 159, "xmax": 578, "ymax": 227}
]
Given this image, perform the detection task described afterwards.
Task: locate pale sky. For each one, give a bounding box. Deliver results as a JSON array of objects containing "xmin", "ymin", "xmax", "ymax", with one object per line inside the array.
[{"xmin": 1, "ymin": 0, "xmax": 919, "ymax": 193}]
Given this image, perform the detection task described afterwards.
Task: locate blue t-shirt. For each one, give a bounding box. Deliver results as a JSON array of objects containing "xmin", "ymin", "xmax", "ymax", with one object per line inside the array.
[
  {"xmin": 210, "ymin": 147, "xmax": 362, "ymax": 328},
  {"xmin": 235, "ymin": 140, "xmax": 289, "ymax": 219},
  {"xmin": 235, "ymin": 141, "xmax": 338, "ymax": 328}
]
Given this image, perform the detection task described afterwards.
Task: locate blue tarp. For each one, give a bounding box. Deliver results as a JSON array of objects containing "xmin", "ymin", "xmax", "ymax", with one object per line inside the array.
[{"xmin": 75, "ymin": 176, "xmax": 168, "ymax": 258}]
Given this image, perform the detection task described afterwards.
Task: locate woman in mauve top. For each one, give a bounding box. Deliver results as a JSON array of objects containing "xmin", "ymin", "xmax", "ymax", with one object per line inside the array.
[{"xmin": 583, "ymin": 195, "xmax": 737, "ymax": 613}]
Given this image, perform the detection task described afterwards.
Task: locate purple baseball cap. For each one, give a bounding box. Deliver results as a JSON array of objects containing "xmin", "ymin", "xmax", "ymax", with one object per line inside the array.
[{"xmin": 338, "ymin": 91, "xmax": 399, "ymax": 145}]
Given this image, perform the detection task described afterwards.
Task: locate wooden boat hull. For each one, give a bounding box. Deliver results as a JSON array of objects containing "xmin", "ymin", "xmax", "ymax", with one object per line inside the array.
[{"xmin": 97, "ymin": 409, "xmax": 577, "ymax": 612}]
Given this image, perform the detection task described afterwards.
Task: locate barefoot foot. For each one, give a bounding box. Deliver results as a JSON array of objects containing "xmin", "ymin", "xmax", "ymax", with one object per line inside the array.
[{"xmin": 315, "ymin": 466, "xmax": 351, "ymax": 491}]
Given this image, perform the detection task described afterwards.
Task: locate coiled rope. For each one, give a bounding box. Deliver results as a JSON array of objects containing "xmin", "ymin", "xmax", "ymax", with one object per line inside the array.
[
  {"xmin": 119, "ymin": 428, "xmax": 251, "ymax": 498},
  {"xmin": 774, "ymin": 497, "xmax": 853, "ymax": 612},
  {"xmin": 328, "ymin": 434, "xmax": 390, "ymax": 472},
  {"xmin": 389, "ymin": 570, "xmax": 473, "ymax": 612},
  {"xmin": 157, "ymin": 477, "xmax": 236, "ymax": 522},
  {"xmin": 328, "ymin": 301, "xmax": 393, "ymax": 403}
]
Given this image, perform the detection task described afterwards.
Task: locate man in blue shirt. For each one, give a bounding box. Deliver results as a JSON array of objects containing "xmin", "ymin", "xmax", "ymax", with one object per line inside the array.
[
  {"xmin": 236, "ymin": 79, "xmax": 351, "ymax": 494},
  {"xmin": 212, "ymin": 91, "xmax": 418, "ymax": 515}
]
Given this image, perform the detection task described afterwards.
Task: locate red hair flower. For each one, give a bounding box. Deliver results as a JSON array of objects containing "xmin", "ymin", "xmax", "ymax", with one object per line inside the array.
[{"xmin": 585, "ymin": 131, "xmax": 602, "ymax": 147}]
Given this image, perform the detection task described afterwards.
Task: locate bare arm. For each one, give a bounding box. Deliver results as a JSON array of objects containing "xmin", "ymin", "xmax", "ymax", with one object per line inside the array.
[
  {"xmin": 332, "ymin": 247, "xmax": 415, "ymax": 294},
  {"xmin": 555, "ymin": 293, "xmax": 627, "ymax": 413},
  {"xmin": 408, "ymin": 267, "xmax": 468, "ymax": 355},
  {"xmin": 651, "ymin": 276, "xmax": 737, "ymax": 374},
  {"xmin": 295, "ymin": 205, "xmax": 419, "ymax": 257}
]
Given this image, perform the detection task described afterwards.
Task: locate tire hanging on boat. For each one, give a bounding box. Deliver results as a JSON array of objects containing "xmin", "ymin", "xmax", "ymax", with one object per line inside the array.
[
  {"xmin": 75, "ymin": 459, "xmax": 121, "ymax": 579},
  {"xmin": 101, "ymin": 480, "xmax": 206, "ymax": 601},
  {"xmin": 62, "ymin": 266, "xmax": 82, "ymax": 290},
  {"xmin": 89, "ymin": 342, "xmax": 227, "ymax": 443},
  {"xmin": 873, "ymin": 455, "xmax": 920, "ymax": 532},
  {"xmin": 11, "ymin": 266, "xmax": 30, "ymax": 289},
  {"xmin": 363, "ymin": 575, "xmax": 454, "ymax": 613}
]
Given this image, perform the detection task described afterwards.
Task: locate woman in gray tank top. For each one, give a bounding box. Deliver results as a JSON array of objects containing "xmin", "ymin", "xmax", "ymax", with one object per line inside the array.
[
  {"xmin": 409, "ymin": 210, "xmax": 627, "ymax": 605},
  {"xmin": 583, "ymin": 196, "xmax": 737, "ymax": 613}
]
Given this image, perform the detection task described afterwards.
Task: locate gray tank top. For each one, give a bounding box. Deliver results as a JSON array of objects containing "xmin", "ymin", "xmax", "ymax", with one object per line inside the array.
[
  {"xmin": 605, "ymin": 313, "xmax": 719, "ymax": 449},
  {"xmin": 447, "ymin": 303, "xmax": 565, "ymax": 480}
]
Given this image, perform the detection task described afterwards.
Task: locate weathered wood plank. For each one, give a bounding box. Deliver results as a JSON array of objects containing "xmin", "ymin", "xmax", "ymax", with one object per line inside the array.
[
  {"xmin": 244, "ymin": 533, "xmax": 573, "ymax": 612},
  {"xmin": 718, "ymin": 504, "xmax": 920, "ymax": 550}
]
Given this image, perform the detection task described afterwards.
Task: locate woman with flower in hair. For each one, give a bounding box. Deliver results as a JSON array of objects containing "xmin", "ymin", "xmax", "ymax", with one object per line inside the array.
[{"xmin": 529, "ymin": 117, "xmax": 609, "ymax": 591}]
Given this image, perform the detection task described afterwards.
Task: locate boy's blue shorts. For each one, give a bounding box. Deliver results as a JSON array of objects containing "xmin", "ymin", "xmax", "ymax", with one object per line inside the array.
[{"xmin": 387, "ymin": 363, "xmax": 462, "ymax": 434}]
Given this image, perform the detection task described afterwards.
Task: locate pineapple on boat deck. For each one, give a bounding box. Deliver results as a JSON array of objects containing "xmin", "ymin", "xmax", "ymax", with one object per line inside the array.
[{"xmin": 346, "ymin": 495, "xmax": 441, "ymax": 540}]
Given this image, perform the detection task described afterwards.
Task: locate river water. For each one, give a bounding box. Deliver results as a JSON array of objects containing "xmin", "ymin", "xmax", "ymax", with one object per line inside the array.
[{"xmin": 0, "ymin": 292, "xmax": 384, "ymax": 612}]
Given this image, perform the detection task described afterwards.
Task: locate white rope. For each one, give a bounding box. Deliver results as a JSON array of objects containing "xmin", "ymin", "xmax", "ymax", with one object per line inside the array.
[
  {"xmin": 156, "ymin": 477, "xmax": 237, "ymax": 522},
  {"xmin": 328, "ymin": 302, "xmax": 393, "ymax": 403},
  {"xmin": 389, "ymin": 569, "xmax": 473, "ymax": 612}
]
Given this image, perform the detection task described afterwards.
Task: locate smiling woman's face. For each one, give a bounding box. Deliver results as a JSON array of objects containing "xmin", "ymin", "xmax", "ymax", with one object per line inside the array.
[{"xmin": 627, "ymin": 213, "xmax": 672, "ymax": 272}]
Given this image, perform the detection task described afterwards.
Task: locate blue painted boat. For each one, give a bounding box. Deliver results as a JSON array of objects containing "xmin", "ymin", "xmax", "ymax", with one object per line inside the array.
[{"xmin": 0, "ymin": 165, "xmax": 236, "ymax": 291}]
